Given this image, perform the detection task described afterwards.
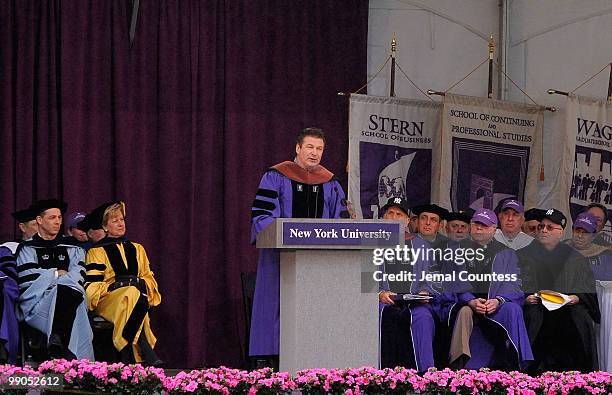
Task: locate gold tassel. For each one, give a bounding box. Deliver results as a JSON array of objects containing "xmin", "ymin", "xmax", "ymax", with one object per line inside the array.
[{"xmin": 539, "ymin": 164, "xmax": 545, "ymax": 181}]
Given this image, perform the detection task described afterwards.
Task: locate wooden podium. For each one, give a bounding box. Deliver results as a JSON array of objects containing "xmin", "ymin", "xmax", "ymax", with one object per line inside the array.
[{"xmin": 256, "ymin": 218, "xmax": 403, "ymax": 373}]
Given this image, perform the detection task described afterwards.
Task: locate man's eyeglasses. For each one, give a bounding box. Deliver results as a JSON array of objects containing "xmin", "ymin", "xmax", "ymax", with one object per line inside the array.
[
  {"xmin": 526, "ymin": 225, "xmax": 538, "ymax": 232},
  {"xmin": 537, "ymin": 224, "xmax": 563, "ymax": 232}
]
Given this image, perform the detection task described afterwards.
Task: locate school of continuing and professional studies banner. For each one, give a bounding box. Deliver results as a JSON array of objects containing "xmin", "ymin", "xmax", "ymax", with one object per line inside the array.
[
  {"xmin": 433, "ymin": 93, "xmax": 544, "ymax": 212},
  {"xmin": 565, "ymin": 94, "xmax": 612, "ymax": 230},
  {"xmin": 348, "ymin": 94, "xmax": 441, "ymax": 219}
]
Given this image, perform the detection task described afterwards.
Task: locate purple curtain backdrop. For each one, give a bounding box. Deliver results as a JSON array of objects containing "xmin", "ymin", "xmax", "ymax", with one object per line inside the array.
[{"xmin": 0, "ymin": 1, "xmax": 368, "ymax": 367}]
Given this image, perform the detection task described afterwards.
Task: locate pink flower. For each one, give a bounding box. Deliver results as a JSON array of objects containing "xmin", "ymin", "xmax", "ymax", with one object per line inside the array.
[{"xmin": 183, "ymin": 380, "xmax": 198, "ymax": 392}]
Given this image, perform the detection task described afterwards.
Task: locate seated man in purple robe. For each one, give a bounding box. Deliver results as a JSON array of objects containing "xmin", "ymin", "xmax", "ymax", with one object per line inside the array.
[
  {"xmin": 518, "ymin": 208, "xmax": 600, "ymax": 373},
  {"xmin": 435, "ymin": 210, "xmax": 471, "ymax": 367},
  {"xmin": 0, "ymin": 207, "xmax": 38, "ymax": 364},
  {"xmin": 566, "ymin": 212, "xmax": 612, "ymax": 371},
  {"xmin": 442, "ymin": 208, "xmax": 533, "ymax": 370},
  {"xmin": 445, "ymin": 211, "xmax": 471, "ymax": 244},
  {"xmin": 249, "ymin": 128, "xmax": 348, "ymax": 366},
  {"xmin": 411, "ymin": 204, "xmax": 449, "ymax": 248},
  {"xmin": 566, "ymin": 212, "xmax": 610, "ymax": 279},
  {"xmin": 378, "ymin": 197, "xmax": 440, "ymax": 372}
]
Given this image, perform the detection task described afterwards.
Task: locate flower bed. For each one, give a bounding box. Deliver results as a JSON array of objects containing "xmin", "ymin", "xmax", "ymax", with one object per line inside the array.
[{"xmin": 0, "ymin": 361, "xmax": 610, "ymax": 394}]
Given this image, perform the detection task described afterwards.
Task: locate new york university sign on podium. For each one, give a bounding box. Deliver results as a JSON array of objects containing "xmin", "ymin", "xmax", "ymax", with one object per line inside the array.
[
  {"xmin": 256, "ymin": 219, "xmax": 403, "ymax": 249},
  {"xmin": 283, "ymin": 221, "xmax": 400, "ymax": 246}
]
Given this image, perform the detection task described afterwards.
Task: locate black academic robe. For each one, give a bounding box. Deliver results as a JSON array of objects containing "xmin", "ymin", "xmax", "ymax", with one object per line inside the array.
[{"xmin": 516, "ymin": 241, "xmax": 600, "ymax": 372}]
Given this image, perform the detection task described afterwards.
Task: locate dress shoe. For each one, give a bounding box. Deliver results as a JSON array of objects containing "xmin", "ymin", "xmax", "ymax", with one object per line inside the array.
[
  {"xmin": 137, "ymin": 335, "xmax": 164, "ymax": 367},
  {"xmin": 47, "ymin": 333, "xmax": 76, "ymax": 361}
]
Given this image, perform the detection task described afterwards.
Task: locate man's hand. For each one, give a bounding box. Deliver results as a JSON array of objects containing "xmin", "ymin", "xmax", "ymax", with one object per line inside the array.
[
  {"xmin": 379, "ymin": 291, "xmax": 396, "ymax": 305},
  {"xmin": 468, "ymin": 298, "xmax": 487, "ymax": 314},
  {"xmin": 484, "ymin": 298, "xmax": 500, "ymax": 314},
  {"xmin": 525, "ymin": 294, "xmax": 540, "ymax": 305},
  {"xmin": 56, "ymin": 269, "xmax": 68, "ymax": 277},
  {"xmin": 568, "ymin": 294, "xmax": 580, "ymax": 305}
]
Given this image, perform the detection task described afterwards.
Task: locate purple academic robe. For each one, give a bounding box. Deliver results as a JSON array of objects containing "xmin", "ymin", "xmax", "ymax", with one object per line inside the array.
[
  {"xmin": 585, "ymin": 250, "xmax": 612, "ymax": 371},
  {"xmin": 379, "ymin": 237, "xmax": 440, "ymax": 372},
  {"xmin": 587, "ymin": 250, "xmax": 612, "ymax": 281},
  {"xmin": 0, "ymin": 247, "xmax": 19, "ymax": 363},
  {"xmin": 442, "ymin": 240, "xmax": 534, "ymax": 370},
  {"xmin": 249, "ymin": 164, "xmax": 346, "ymax": 356}
]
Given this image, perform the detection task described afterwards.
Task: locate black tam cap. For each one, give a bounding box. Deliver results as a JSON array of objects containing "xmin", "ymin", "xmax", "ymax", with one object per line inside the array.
[
  {"xmin": 78, "ymin": 201, "xmax": 124, "ymax": 232},
  {"xmin": 31, "ymin": 199, "xmax": 68, "ymax": 215},
  {"xmin": 381, "ymin": 197, "xmax": 410, "ymax": 216},
  {"xmin": 540, "ymin": 208, "xmax": 567, "ymax": 229},
  {"xmin": 446, "ymin": 211, "xmax": 472, "ymax": 224},
  {"xmin": 524, "ymin": 208, "xmax": 545, "ymax": 222},
  {"xmin": 78, "ymin": 203, "xmax": 110, "ymax": 232},
  {"xmin": 11, "ymin": 207, "xmax": 37, "ymax": 223},
  {"xmin": 411, "ymin": 204, "xmax": 449, "ymax": 221}
]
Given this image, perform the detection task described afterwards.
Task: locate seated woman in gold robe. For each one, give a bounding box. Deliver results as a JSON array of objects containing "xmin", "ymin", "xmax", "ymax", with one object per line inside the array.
[{"xmin": 84, "ymin": 201, "xmax": 162, "ymax": 365}]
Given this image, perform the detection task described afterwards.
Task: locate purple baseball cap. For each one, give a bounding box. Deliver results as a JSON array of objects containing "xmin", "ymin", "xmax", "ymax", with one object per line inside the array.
[
  {"xmin": 500, "ymin": 199, "xmax": 524, "ymax": 214},
  {"xmin": 65, "ymin": 211, "xmax": 86, "ymax": 229},
  {"xmin": 471, "ymin": 208, "xmax": 498, "ymax": 227},
  {"xmin": 573, "ymin": 212, "xmax": 597, "ymax": 233}
]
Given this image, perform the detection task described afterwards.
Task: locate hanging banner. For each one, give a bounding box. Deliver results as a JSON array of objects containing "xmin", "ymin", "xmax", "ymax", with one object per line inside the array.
[
  {"xmin": 348, "ymin": 94, "xmax": 441, "ymax": 219},
  {"xmin": 566, "ymin": 95, "xmax": 612, "ymax": 232},
  {"xmin": 434, "ymin": 93, "xmax": 544, "ymax": 211}
]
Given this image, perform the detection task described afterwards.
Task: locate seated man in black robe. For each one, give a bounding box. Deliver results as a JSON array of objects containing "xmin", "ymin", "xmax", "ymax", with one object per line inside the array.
[{"xmin": 517, "ymin": 208, "xmax": 600, "ymax": 373}]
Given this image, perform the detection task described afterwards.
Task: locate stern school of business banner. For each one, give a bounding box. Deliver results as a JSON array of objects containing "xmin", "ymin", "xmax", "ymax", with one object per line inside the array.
[
  {"xmin": 565, "ymin": 95, "xmax": 612, "ymax": 229},
  {"xmin": 348, "ymin": 93, "xmax": 544, "ymax": 218},
  {"xmin": 348, "ymin": 94, "xmax": 441, "ymax": 219},
  {"xmin": 433, "ymin": 93, "xmax": 544, "ymax": 212}
]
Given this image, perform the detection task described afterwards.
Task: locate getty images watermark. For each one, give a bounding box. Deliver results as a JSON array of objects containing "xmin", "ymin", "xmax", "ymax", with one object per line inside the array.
[{"xmin": 362, "ymin": 244, "xmax": 518, "ymax": 292}]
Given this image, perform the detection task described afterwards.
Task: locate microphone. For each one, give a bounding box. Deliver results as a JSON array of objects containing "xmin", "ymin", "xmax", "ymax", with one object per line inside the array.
[
  {"xmin": 334, "ymin": 187, "xmax": 353, "ymax": 218},
  {"xmin": 314, "ymin": 184, "xmax": 320, "ymax": 218}
]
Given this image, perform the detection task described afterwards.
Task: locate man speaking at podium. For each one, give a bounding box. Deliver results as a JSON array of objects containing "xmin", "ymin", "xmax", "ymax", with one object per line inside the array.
[{"xmin": 249, "ymin": 127, "xmax": 349, "ymax": 367}]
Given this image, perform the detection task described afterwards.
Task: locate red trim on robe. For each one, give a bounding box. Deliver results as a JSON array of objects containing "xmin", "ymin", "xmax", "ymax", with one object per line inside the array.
[{"xmin": 270, "ymin": 161, "xmax": 334, "ymax": 184}]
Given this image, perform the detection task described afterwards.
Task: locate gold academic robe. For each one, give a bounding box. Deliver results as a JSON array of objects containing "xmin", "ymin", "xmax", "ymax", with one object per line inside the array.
[{"xmin": 85, "ymin": 238, "xmax": 161, "ymax": 361}]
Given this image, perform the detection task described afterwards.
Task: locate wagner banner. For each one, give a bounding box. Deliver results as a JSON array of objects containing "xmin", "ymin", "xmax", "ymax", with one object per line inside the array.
[
  {"xmin": 348, "ymin": 94, "xmax": 441, "ymax": 219},
  {"xmin": 434, "ymin": 93, "xmax": 544, "ymax": 211},
  {"xmin": 566, "ymin": 94, "xmax": 612, "ymax": 232}
]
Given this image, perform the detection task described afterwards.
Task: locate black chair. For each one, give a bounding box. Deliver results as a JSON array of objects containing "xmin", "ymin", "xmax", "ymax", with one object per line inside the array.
[
  {"xmin": 89, "ymin": 314, "xmax": 118, "ymax": 362},
  {"xmin": 19, "ymin": 323, "xmax": 48, "ymax": 365}
]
